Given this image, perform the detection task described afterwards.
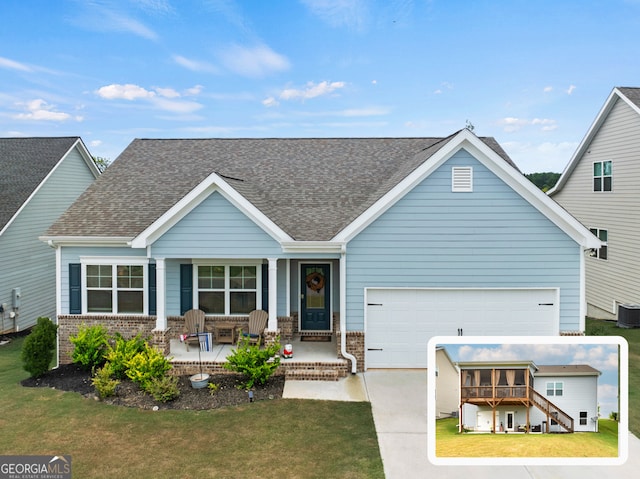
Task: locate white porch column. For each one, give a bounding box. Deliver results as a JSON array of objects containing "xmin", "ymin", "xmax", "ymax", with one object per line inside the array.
[
  {"xmin": 267, "ymin": 258, "xmax": 278, "ymax": 331},
  {"xmin": 155, "ymin": 258, "xmax": 167, "ymax": 330}
]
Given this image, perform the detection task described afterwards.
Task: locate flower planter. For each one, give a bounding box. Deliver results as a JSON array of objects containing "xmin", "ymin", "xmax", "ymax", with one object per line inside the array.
[{"xmin": 190, "ymin": 373, "xmax": 210, "ymax": 389}]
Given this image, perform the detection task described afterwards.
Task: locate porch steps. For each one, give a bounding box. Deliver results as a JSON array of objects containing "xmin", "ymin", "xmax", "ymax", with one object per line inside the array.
[{"xmin": 285, "ymin": 368, "xmax": 340, "ymax": 381}]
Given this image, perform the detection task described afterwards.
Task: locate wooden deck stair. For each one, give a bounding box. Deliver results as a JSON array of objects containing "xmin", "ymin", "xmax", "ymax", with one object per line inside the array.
[{"xmin": 529, "ymin": 388, "xmax": 574, "ymax": 433}]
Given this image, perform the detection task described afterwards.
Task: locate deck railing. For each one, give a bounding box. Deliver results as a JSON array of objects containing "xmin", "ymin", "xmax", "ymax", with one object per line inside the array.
[
  {"xmin": 461, "ymin": 385, "xmax": 528, "ymax": 400},
  {"xmin": 529, "ymin": 388, "xmax": 574, "ymax": 433}
]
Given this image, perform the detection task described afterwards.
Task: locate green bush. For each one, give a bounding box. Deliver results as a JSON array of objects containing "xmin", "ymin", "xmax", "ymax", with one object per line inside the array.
[
  {"xmin": 145, "ymin": 375, "xmax": 180, "ymax": 402},
  {"xmin": 224, "ymin": 336, "xmax": 281, "ymax": 389},
  {"xmin": 105, "ymin": 333, "xmax": 148, "ymax": 379},
  {"xmin": 125, "ymin": 343, "xmax": 173, "ymax": 391},
  {"xmin": 92, "ymin": 362, "xmax": 120, "ymax": 398},
  {"xmin": 21, "ymin": 317, "xmax": 58, "ymax": 378},
  {"xmin": 69, "ymin": 323, "xmax": 110, "ymax": 370}
]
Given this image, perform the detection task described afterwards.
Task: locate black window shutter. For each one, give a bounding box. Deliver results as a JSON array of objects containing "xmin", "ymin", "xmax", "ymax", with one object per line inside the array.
[
  {"xmin": 69, "ymin": 263, "xmax": 81, "ymax": 314},
  {"xmin": 148, "ymin": 263, "xmax": 157, "ymax": 315},
  {"xmin": 180, "ymin": 264, "xmax": 193, "ymax": 314},
  {"xmin": 261, "ymin": 263, "xmax": 269, "ymax": 311}
]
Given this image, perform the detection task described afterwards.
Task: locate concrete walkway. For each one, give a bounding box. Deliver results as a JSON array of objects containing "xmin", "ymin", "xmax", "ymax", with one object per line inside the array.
[{"xmin": 284, "ymin": 370, "xmax": 640, "ymax": 479}]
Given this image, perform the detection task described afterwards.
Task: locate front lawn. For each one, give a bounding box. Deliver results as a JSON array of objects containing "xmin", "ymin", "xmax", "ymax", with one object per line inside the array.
[
  {"xmin": 0, "ymin": 336, "xmax": 384, "ymax": 479},
  {"xmin": 435, "ymin": 417, "xmax": 618, "ymax": 458}
]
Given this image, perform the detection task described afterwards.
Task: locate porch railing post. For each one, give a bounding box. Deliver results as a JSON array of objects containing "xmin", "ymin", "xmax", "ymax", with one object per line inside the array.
[
  {"xmin": 155, "ymin": 258, "xmax": 166, "ymax": 330},
  {"xmin": 267, "ymin": 258, "xmax": 278, "ymax": 331}
]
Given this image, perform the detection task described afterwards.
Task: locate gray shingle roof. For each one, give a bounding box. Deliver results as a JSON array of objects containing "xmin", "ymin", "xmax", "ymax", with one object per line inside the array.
[
  {"xmin": 0, "ymin": 137, "xmax": 81, "ymax": 230},
  {"xmin": 618, "ymin": 87, "xmax": 640, "ymax": 108},
  {"xmin": 535, "ymin": 365, "xmax": 600, "ymax": 376},
  {"xmin": 46, "ymin": 135, "xmax": 518, "ymax": 241}
]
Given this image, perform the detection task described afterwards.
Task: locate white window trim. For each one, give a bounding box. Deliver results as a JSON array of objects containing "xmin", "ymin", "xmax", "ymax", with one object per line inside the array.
[
  {"xmin": 589, "ymin": 228, "xmax": 608, "ymax": 260},
  {"xmin": 80, "ymin": 257, "xmax": 149, "ymax": 315},
  {"xmin": 452, "ymin": 166, "xmax": 473, "ymax": 192},
  {"xmin": 545, "ymin": 381, "xmax": 563, "ymax": 397},
  {"xmin": 592, "ymin": 160, "xmax": 612, "ymax": 192},
  {"xmin": 193, "ymin": 260, "xmax": 262, "ymax": 315}
]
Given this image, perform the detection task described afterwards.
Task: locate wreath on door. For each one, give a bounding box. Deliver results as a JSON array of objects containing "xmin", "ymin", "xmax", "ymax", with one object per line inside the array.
[{"xmin": 306, "ymin": 271, "xmax": 325, "ymax": 292}]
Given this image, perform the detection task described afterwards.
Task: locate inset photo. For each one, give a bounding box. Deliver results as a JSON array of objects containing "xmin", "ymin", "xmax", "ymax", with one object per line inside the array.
[{"xmin": 427, "ymin": 335, "xmax": 628, "ymax": 466}]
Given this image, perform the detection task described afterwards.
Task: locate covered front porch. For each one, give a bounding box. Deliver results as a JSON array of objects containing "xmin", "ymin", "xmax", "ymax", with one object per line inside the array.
[{"xmin": 168, "ymin": 333, "xmax": 350, "ymax": 380}]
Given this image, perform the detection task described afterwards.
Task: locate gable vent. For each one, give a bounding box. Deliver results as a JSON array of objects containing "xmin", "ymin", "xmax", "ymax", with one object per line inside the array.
[{"xmin": 452, "ymin": 167, "xmax": 473, "ymax": 192}]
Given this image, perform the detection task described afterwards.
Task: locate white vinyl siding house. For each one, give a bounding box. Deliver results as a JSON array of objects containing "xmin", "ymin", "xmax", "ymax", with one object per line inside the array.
[
  {"xmin": 0, "ymin": 138, "xmax": 98, "ymax": 332},
  {"xmin": 550, "ymin": 87, "xmax": 640, "ymax": 320}
]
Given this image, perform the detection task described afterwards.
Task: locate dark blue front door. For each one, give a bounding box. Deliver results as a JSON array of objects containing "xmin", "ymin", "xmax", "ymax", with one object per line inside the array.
[{"xmin": 301, "ymin": 264, "xmax": 330, "ymax": 331}]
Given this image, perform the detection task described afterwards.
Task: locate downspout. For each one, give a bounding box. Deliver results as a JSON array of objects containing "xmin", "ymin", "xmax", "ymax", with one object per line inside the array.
[{"xmin": 340, "ymin": 246, "xmax": 357, "ymax": 374}]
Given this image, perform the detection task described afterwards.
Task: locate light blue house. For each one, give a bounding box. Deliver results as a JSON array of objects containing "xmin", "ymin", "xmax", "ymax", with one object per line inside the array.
[
  {"xmin": 42, "ymin": 129, "xmax": 600, "ymax": 372},
  {"xmin": 0, "ymin": 137, "xmax": 99, "ymax": 333}
]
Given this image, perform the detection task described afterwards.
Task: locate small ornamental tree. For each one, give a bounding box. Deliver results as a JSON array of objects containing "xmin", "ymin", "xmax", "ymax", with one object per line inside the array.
[{"xmin": 21, "ymin": 317, "xmax": 58, "ymax": 378}]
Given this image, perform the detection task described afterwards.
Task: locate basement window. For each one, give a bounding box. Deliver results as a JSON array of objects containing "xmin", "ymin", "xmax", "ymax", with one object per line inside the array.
[{"xmin": 452, "ymin": 167, "xmax": 473, "ymax": 192}]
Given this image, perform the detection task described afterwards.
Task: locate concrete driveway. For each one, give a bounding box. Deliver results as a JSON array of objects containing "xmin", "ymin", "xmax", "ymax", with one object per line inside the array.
[{"xmin": 362, "ymin": 369, "xmax": 640, "ymax": 479}]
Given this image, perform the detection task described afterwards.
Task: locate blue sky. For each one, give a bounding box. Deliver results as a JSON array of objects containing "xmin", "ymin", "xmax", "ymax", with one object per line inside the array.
[
  {"xmin": 440, "ymin": 342, "xmax": 621, "ymax": 418},
  {"xmin": 1, "ymin": 0, "xmax": 639, "ymax": 173}
]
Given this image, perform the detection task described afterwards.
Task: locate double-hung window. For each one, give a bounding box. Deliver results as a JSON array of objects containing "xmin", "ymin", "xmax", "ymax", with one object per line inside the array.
[
  {"xmin": 196, "ymin": 263, "xmax": 258, "ymax": 315},
  {"xmin": 593, "ymin": 160, "xmax": 612, "ymax": 191},
  {"xmin": 589, "ymin": 228, "xmax": 608, "ymax": 260},
  {"xmin": 546, "ymin": 381, "xmax": 563, "ymax": 397},
  {"xmin": 83, "ymin": 259, "xmax": 147, "ymax": 314}
]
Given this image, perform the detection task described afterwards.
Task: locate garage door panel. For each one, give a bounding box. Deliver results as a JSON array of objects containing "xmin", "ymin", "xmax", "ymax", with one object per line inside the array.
[{"xmin": 366, "ymin": 288, "xmax": 558, "ymax": 369}]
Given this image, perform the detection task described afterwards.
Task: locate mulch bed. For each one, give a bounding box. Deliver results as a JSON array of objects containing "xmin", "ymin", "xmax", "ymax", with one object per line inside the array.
[{"xmin": 21, "ymin": 363, "xmax": 285, "ymax": 411}]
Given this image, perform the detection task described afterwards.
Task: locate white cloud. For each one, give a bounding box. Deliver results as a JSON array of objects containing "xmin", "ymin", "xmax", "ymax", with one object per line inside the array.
[
  {"xmin": 566, "ymin": 84, "xmax": 576, "ymax": 95},
  {"xmin": 543, "ymin": 86, "xmax": 553, "ymax": 93},
  {"xmin": 172, "ymin": 55, "xmax": 218, "ymax": 74},
  {"xmin": 0, "ymin": 56, "xmax": 32, "ymax": 72},
  {"xmin": 95, "ymin": 83, "xmax": 203, "ymax": 114},
  {"xmin": 96, "ymin": 84, "xmax": 156, "ymax": 100},
  {"xmin": 89, "ymin": 140, "xmax": 103, "ymax": 148},
  {"xmin": 498, "ymin": 117, "xmax": 557, "ymax": 132},
  {"xmin": 501, "ymin": 140, "xmax": 578, "ymax": 173},
  {"xmin": 262, "ymin": 96, "xmax": 279, "ymax": 107},
  {"xmin": 13, "ymin": 99, "xmax": 80, "ymax": 122},
  {"xmin": 219, "ymin": 44, "xmax": 290, "ymax": 77},
  {"xmin": 279, "ymin": 81, "xmax": 346, "ymax": 101},
  {"xmin": 185, "ymin": 85, "xmax": 204, "ymax": 96},
  {"xmin": 154, "ymin": 87, "xmax": 180, "ymax": 98}
]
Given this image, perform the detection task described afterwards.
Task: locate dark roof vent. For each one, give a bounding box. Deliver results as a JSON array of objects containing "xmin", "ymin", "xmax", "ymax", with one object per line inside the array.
[{"xmin": 618, "ymin": 304, "xmax": 640, "ymax": 328}]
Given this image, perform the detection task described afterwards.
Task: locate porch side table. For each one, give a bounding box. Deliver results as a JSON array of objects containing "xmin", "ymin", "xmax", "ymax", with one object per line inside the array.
[{"xmin": 214, "ymin": 322, "xmax": 236, "ymax": 344}]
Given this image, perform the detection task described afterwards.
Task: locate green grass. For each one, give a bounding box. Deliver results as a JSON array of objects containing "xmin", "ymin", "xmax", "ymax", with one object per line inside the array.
[
  {"xmin": 0, "ymin": 337, "xmax": 384, "ymax": 479},
  {"xmin": 586, "ymin": 317, "xmax": 640, "ymax": 436},
  {"xmin": 435, "ymin": 417, "xmax": 618, "ymax": 457}
]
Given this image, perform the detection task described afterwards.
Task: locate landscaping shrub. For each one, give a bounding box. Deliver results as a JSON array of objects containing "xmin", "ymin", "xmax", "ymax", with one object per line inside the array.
[
  {"xmin": 224, "ymin": 336, "xmax": 281, "ymax": 389},
  {"xmin": 70, "ymin": 323, "xmax": 110, "ymax": 370},
  {"xmin": 105, "ymin": 332, "xmax": 148, "ymax": 379},
  {"xmin": 125, "ymin": 343, "xmax": 173, "ymax": 391},
  {"xmin": 92, "ymin": 362, "xmax": 120, "ymax": 398},
  {"xmin": 21, "ymin": 317, "xmax": 58, "ymax": 378},
  {"xmin": 145, "ymin": 375, "xmax": 180, "ymax": 402}
]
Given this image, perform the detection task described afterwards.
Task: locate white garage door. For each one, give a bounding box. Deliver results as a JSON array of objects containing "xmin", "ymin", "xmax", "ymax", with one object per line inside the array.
[{"xmin": 365, "ymin": 288, "xmax": 559, "ymax": 369}]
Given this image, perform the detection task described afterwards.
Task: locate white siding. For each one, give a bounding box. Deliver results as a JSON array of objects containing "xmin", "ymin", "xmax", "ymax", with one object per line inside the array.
[{"xmin": 531, "ymin": 375, "xmax": 599, "ymax": 432}]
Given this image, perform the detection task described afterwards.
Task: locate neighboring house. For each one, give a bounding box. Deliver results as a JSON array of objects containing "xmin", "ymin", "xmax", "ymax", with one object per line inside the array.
[
  {"xmin": 41, "ymin": 129, "xmax": 601, "ymax": 371},
  {"xmin": 549, "ymin": 87, "xmax": 640, "ymax": 321},
  {"xmin": 0, "ymin": 137, "xmax": 99, "ymax": 333},
  {"xmin": 458, "ymin": 360, "xmax": 600, "ymax": 433},
  {"xmin": 435, "ymin": 346, "xmax": 459, "ymax": 418}
]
